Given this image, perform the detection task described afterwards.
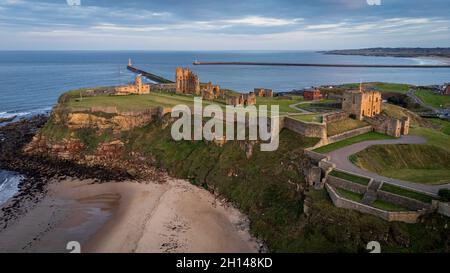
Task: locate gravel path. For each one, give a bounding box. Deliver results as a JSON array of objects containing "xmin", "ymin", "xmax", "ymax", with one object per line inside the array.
[{"xmin": 326, "ymin": 135, "xmax": 450, "ymax": 195}]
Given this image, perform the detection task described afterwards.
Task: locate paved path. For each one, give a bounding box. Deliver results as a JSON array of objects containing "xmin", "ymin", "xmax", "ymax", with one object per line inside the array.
[
  {"xmin": 289, "ymin": 101, "xmax": 313, "ymax": 114},
  {"xmin": 326, "ymin": 135, "xmax": 450, "ymax": 195}
]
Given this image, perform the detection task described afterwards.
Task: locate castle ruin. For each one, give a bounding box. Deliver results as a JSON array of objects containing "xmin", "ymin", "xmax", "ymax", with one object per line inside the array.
[
  {"xmin": 176, "ymin": 67, "xmax": 200, "ymax": 95},
  {"xmin": 115, "ymin": 75, "xmax": 150, "ymax": 95},
  {"xmin": 225, "ymin": 92, "xmax": 256, "ymax": 106},
  {"xmin": 201, "ymin": 82, "xmax": 223, "ymax": 100},
  {"xmin": 254, "ymin": 88, "xmax": 273, "ymax": 97},
  {"xmin": 342, "ymin": 87, "xmax": 381, "ymax": 120}
]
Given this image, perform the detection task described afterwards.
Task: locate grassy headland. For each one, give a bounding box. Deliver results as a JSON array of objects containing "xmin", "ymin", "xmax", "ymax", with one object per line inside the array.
[{"xmin": 33, "ymin": 87, "xmax": 450, "ymax": 252}]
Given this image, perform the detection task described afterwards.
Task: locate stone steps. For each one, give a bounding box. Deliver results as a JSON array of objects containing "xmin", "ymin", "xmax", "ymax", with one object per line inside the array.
[{"xmin": 362, "ymin": 180, "xmax": 382, "ymax": 205}]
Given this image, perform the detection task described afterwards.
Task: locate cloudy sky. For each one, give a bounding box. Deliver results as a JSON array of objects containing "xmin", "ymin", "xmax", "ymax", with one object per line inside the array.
[{"xmin": 0, "ymin": 0, "xmax": 449, "ymax": 50}]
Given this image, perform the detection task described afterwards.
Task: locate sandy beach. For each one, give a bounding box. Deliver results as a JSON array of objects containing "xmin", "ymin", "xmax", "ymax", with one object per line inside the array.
[{"xmin": 0, "ymin": 178, "xmax": 260, "ymax": 253}]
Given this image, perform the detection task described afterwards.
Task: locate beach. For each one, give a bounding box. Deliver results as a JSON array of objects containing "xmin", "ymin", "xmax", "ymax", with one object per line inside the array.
[{"xmin": 0, "ymin": 177, "xmax": 260, "ymax": 253}]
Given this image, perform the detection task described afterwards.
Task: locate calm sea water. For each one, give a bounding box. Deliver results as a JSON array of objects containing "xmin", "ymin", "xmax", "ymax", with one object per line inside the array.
[{"xmin": 0, "ymin": 50, "xmax": 449, "ymax": 205}]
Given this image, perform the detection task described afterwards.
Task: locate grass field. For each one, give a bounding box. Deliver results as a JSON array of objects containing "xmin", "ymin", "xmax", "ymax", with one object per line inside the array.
[
  {"xmin": 294, "ymin": 99, "xmax": 338, "ymax": 112},
  {"xmin": 371, "ymin": 199, "xmax": 407, "ymax": 212},
  {"xmin": 329, "ymin": 170, "xmax": 370, "ymax": 185},
  {"xmin": 255, "ymin": 95, "xmax": 304, "ymax": 113},
  {"xmin": 313, "ymin": 132, "xmax": 394, "ymax": 153},
  {"xmin": 335, "ymin": 187, "xmax": 407, "ymax": 212},
  {"xmin": 326, "ymin": 118, "xmax": 368, "ymax": 136},
  {"xmin": 380, "ymin": 183, "xmax": 436, "ymax": 203},
  {"xmin": 66, "ymin": 92, "xmax": 206, "ymax": 111},
  {"xmin": 352, "ymin": 144, "xmax": 450, "ymax": 185},
  {"xmin": 410, "ymin": 126, "xmax": 450, "ymax": 153},
  {"xmin": 290, "ymin": 114, "xmax": 322, "ymax": 123},
  {"xmin": 342, "ymin": 82, "xmax": 412, "ymax": 94},
  {"xmin": 415, "ymin": 89, "xmax": 450, "ymax": 109},
  {"xmin": 425, "ymin": 118, "xmax": 450, "ymax": 135},
  {"xmin": 335, "ymin": 187, "xmax": 363, "ymax": 202},
  {"xmin": 64, "ymin": 89, "xmax": 306, "ymax": 115}
]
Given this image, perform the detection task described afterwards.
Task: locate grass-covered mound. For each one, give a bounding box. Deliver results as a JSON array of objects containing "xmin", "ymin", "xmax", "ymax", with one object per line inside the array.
[{"xmin": 351, "ymin": 144, "xmax": 450, "ymax": 184}]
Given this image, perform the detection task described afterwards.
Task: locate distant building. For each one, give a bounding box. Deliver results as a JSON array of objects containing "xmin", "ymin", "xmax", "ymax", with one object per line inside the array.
[
  {"xmin": 342, "ymin": 85, "xmax": 381, "ymax": 120},
  {"xmin": 176, "ymin": 67, "xmax": 200, "ymax": 95},
  {"xmin": 225, "ymin": 92, "xmax": 256, "ymax": 106},
  {"xmin": 254, "ymin": 88, "xmax": 273, "ymax": 97},
  {"xmin": 201, "ymin": 82, "xmax": 223, "ymax": 100},
  {"xmin": 115, "ymin": 75, "xmax": 150, "ymax": 95},
  {"xmin": 303, "ymin": 88, "xmax": 323, "ymax": 101}
]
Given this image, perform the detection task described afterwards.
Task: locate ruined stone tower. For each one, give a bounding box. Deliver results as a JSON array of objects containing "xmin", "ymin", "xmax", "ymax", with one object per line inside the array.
[{"xmin": 175, "ymin": 67, "xmax": 200, "ymax": 95}]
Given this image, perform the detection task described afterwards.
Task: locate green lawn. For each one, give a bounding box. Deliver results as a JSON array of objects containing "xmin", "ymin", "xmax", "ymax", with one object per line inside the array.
[
  {"xmin": 335, "ymin": 187, "xmax": 364, "ymax": 202},
  {"xmin": 415, "ymin": 89, "xmax": 450, "ymax": 109},
  {"xmin": 425, "ymin": 118, "xmax": 450, "ymax": 135},
  {"xmin": 410, "ymin": 126, "xmax": 450, "ymax": 153},
  {"xmin": 380, "ymin": 183, "xmax": 436, "ymax": 203},
  {"xmin": 342, "ymin": 82, "xmax": 412, "ymax": 94},
  {"xmin": 255, "ymin": 95, "xmax": 304, "ymax": 113},
  {"xmin": 313, "ymin": 132, "xmax": 394, "ymax": 153},
  {"xmin": 372, "ymin": 199, "xmax": 407, "ymax": 212},
  {"xmin": 352, "ymin": 144, "xmax": 450, "ymax": 185},
  {"xmin": 329, "ymin": 170, "xmax": 370, "ymax": 185},
  {"xmin": 290, "ymin": 114, "xmax": 322, "ymax": 123},
  {"xmin": 295, "ymin": 99, "xmax": 338, "ymax": 112},
  {"xmin": 66, "ymin": 92, "xmax": 207, "ymax": 111},
  {"xmin": 327, "ymin": 118, "xmax": 368, "ymax": 136}
]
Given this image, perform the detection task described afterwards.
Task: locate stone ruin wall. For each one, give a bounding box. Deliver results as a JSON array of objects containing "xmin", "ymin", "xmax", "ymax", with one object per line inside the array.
[
  {"xmin": 323, "ymin": 111, "xmax": 349, "ymax": 123},
  {"xmin": 282, "ymin": 117, "xmax": 327, "ymax": 139}
]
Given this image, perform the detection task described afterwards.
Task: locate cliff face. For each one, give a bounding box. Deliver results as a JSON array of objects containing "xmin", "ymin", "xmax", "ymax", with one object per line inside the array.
[{"xmin": 24, "ymin": 104, "xmax": 163, "ymax": 176}]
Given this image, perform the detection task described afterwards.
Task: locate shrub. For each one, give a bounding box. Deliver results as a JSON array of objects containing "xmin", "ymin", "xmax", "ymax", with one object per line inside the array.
[{"xmin": 438, "ymin": 189, "xmax": 450, "ymax": 202}]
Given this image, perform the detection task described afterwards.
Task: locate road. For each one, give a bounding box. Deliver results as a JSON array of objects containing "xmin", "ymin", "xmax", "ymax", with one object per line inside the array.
[{"xmin": 326, "ymin": 135, "xmax": 450, "ymax": 195}]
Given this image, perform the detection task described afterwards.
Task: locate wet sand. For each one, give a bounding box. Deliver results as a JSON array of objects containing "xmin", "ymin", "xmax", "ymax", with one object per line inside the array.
[{"xmin": 0, "ymin": 178, "xmax": 260, "ymax": 253}]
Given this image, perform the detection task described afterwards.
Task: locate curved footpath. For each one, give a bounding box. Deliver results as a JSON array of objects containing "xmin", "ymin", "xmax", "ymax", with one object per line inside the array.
[
  {"xmin": 289, "ymin": 101, "xmax": 314, "ymax": 114},
  {"xmin": 326, "ymin": 135, "xmax": 450, "ymax": 195}
]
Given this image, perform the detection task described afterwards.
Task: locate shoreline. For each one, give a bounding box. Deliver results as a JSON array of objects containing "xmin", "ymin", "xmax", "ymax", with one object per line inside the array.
[{"xmin": 0, "ymin": 177, "xmax": 262, "ymax": 253}]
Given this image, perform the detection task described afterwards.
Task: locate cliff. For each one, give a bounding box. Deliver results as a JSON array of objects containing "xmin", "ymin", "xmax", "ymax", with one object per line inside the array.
[{"xmin": 22, "ymin": 90, "xmax": 450, "ymax": 253}]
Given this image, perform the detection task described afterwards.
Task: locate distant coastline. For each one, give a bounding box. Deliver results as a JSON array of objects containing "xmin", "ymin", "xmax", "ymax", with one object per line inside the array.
[{"xmin": 320, "ymin": 48, "xmax": 450, "ymax": 59}]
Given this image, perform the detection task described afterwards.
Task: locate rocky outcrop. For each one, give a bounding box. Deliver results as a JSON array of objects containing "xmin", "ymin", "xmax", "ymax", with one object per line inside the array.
[
  {"xmin": 24, "ymin": 134, "xmax": 85, "ymax": 161},
  {"xmin": 66, "ymin": 111, "xmax": 154, "ymax": 133}
]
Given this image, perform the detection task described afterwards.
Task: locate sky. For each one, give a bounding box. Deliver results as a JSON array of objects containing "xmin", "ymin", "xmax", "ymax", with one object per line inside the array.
[{"xmin": 0, "ymin": 0, "xmax": 449, "ymax": 50}]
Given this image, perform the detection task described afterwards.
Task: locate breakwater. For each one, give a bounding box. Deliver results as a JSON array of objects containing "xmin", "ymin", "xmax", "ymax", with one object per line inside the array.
[
  {"xmin": 193, "ymin": 61, "xmax": 450, "ymax": 68},
  {"xmin": 127, "ymin": 65, "xmax": 174, "ymax": 83}
]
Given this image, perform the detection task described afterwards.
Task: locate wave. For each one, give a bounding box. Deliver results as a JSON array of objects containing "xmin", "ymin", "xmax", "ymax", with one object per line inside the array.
[
  {"xmin": 0, "ymin": 171, "xmax": 23, "ymax": 206},
  {"xmin": 0, "ymin": 107, "xmax": 52, "ymax": 120}
]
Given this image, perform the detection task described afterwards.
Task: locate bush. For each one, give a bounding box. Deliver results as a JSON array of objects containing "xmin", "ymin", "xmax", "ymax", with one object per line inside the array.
[{"xmin": 438, "ymin": 189, "xmax": 450, "ymax": 202}]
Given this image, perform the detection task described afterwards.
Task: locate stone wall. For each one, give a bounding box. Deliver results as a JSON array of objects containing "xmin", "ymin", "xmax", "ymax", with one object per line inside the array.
[
  {"xmin": 377, "ymin": 190, "xmax": 432, "ymax": 211},
  {"xmin": 365, "ymin": 115, "xmax": 410, "ymax": 137},
  {"xmin": 327, "ymin": 125, "xmax": 373, "ymax": 143},
  {"xmin": 326, "ymin": 175, "xmax": 368, "ymax": 194},
  {"xmin": 303, "ymin": 149, "xmax": 329, "ymax": 163},
  {"xmin": 283, "ymin": 117, "xmax": 327, "ymax": 138},
  {"xmin": 323, "ymin": 111, "xmax": 349, "ymax": 123},
  {"xmin": 325, "ymin": 184, "xmax": 424, "ymax": 223},
  {"xmin": 436, "ymin": 201, "xmax": 450, "ymax": 217}
]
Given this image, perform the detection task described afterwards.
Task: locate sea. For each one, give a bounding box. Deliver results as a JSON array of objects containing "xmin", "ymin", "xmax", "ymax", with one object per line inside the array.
[{"xmin": 1, "ymin": 50, "xmax": 449, "ymax": 205}]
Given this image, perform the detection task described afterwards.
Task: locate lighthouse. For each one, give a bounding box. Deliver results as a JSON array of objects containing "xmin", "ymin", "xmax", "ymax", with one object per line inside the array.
[{"xmin": 128, "ymin": 58, "xmax": 132, "ymax": 67}]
